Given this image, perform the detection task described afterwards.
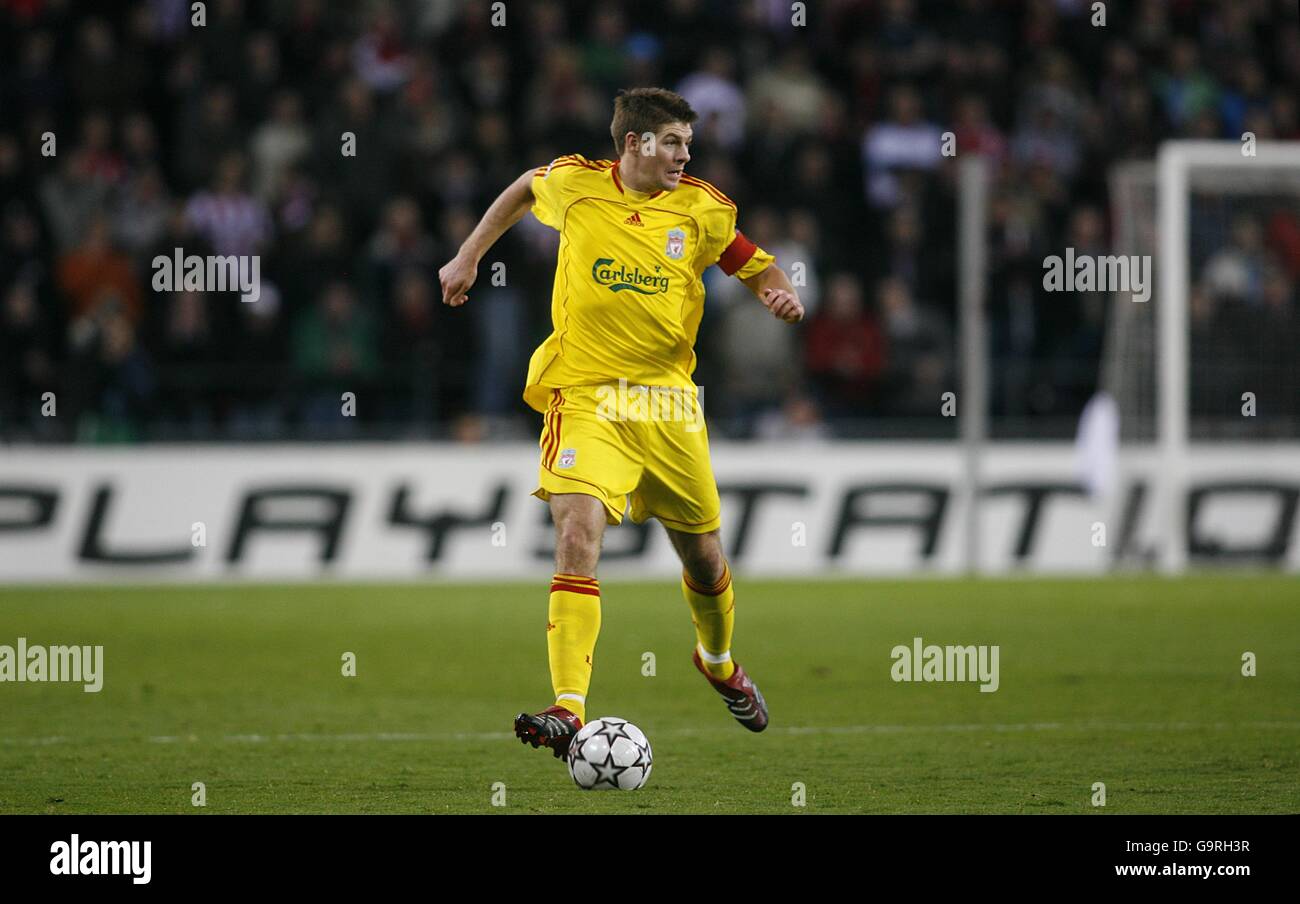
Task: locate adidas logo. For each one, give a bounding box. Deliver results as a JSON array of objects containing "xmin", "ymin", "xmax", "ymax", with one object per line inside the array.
[{"xmin": 624, "ymin": 212, "xmax": 644, "ymax": 226}]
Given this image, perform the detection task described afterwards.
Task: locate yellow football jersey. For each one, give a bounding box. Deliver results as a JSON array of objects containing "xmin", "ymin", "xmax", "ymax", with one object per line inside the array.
[{"xmin": 523, "ymin": 154, "xmax": 775, "ymax": 413}]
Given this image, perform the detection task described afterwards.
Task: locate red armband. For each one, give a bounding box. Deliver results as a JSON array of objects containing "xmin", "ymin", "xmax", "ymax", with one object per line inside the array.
[{"xmin": 717, "ymin": 230, "xmax": 758, "ymax": 276}]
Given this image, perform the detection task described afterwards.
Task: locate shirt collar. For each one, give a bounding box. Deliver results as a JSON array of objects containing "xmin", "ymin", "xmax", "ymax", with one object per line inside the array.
[{"xmin": 611, "ymin": 160, "xmax": 663, "ymax": 200}]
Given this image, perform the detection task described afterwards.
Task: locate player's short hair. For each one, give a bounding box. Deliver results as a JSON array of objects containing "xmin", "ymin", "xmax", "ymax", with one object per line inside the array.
[{"xmin": 610, "ymin": 88, "xmax": 698, "ymax": 155}]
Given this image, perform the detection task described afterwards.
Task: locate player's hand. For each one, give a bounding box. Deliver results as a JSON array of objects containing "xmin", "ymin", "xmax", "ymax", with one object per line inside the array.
[
  {"xmin": 439, "ymin": 253, "xmax": 478, "ymax": 307},
  {"xmin": 762, "ymin": 288, "xmax": 804, "ymax": 323}
]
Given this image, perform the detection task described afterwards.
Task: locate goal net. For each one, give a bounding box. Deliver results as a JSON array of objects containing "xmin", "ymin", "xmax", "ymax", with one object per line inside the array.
[{"xmin": 1101, "ymin": 140, "xmax": 1300, "ymax": 570}]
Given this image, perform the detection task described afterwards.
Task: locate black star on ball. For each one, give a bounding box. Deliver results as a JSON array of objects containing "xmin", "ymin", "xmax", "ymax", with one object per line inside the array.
[
  {"xmin": 591, "ymin": 756, "xmax": 629, "ymax": 788},
  {"xmin": 596, "ymin": 720, "xmax": 634, "ymax": 746},
  {"xmin": 567, "ymin": 737, "xmax": 586, "ymax": 763}
]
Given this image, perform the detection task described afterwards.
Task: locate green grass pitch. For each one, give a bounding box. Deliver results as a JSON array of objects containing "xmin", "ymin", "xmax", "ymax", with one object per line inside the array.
[{"xmin": 1, "ymin": 576, "xmax": 1297, "ymax": 814}]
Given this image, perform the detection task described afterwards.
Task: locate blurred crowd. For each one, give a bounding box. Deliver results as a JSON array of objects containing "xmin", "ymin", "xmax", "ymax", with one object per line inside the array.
[{"xmin": 1, "ymin": 0, "xmax": 1298, "ymax": 442}]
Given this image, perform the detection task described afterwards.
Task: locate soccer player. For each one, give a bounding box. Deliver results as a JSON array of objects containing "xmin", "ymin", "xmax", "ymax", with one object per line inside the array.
[{"xmin": 438, "ymin": 88, "xmax": 804, "ymax": 758}]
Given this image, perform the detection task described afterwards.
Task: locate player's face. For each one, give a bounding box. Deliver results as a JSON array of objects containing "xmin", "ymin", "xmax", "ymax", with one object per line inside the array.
[{"xmin": 651, "ymin": 123, "xmax": 692, "ymax": 190}]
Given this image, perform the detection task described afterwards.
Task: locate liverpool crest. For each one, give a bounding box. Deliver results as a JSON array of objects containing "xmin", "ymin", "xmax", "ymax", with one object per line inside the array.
[{"xmin": 665, "ymin": 227, "xmax": 686, "ymax": 260}]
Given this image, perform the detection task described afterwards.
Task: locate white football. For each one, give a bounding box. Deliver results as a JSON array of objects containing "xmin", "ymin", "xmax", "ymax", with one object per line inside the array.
[{"xmin": 566, "ymin": 717, "xmax": 653, "ymax": 791}]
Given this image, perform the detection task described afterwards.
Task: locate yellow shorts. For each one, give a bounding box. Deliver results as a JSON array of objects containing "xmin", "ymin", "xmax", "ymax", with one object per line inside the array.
[{"xmin": 532, "ymin": 384, "xmax": 722, "ymax": 533}]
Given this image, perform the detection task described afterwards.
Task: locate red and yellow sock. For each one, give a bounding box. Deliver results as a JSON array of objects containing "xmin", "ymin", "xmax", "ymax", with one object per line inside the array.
[
  {"xmin": 682, "ymin": 562, "xmax": 736, "ymax": 680},
  {"xmin": 547, "ymin": 573, "xmax": 601, "ymax": 722}
]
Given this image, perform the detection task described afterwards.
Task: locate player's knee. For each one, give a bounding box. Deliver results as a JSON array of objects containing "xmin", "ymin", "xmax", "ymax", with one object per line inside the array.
[
  {"xmin": 555, "ymin": 522, "xmax": 599, "ymax": 556},
  {"xmin": 679, "ymin": 533, "xmax": 726, "ymax": 586},
  {"xmin": 553, "ymin": 513, "xmax": 604, "ymax": 572},
  {"xmin": 686, "ymin": 557, "xmax": 727, "ymax": 587}
]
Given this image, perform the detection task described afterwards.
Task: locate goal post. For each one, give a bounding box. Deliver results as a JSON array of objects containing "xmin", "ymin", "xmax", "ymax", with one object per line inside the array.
[{"xmin": 958, "ymin": 155, "xmax": 991, "ymax": 575}]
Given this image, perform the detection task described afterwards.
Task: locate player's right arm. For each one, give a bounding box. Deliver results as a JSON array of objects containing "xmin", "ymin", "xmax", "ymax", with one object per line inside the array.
[{"xmin": 439, "ymin": 167, "xmax": 537, "ymax": 307}]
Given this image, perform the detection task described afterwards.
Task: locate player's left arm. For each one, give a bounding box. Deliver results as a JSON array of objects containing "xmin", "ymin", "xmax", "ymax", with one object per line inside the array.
[{"xmin": 740, "ymin": 263, "xmax": 804, "ymax": 323}]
